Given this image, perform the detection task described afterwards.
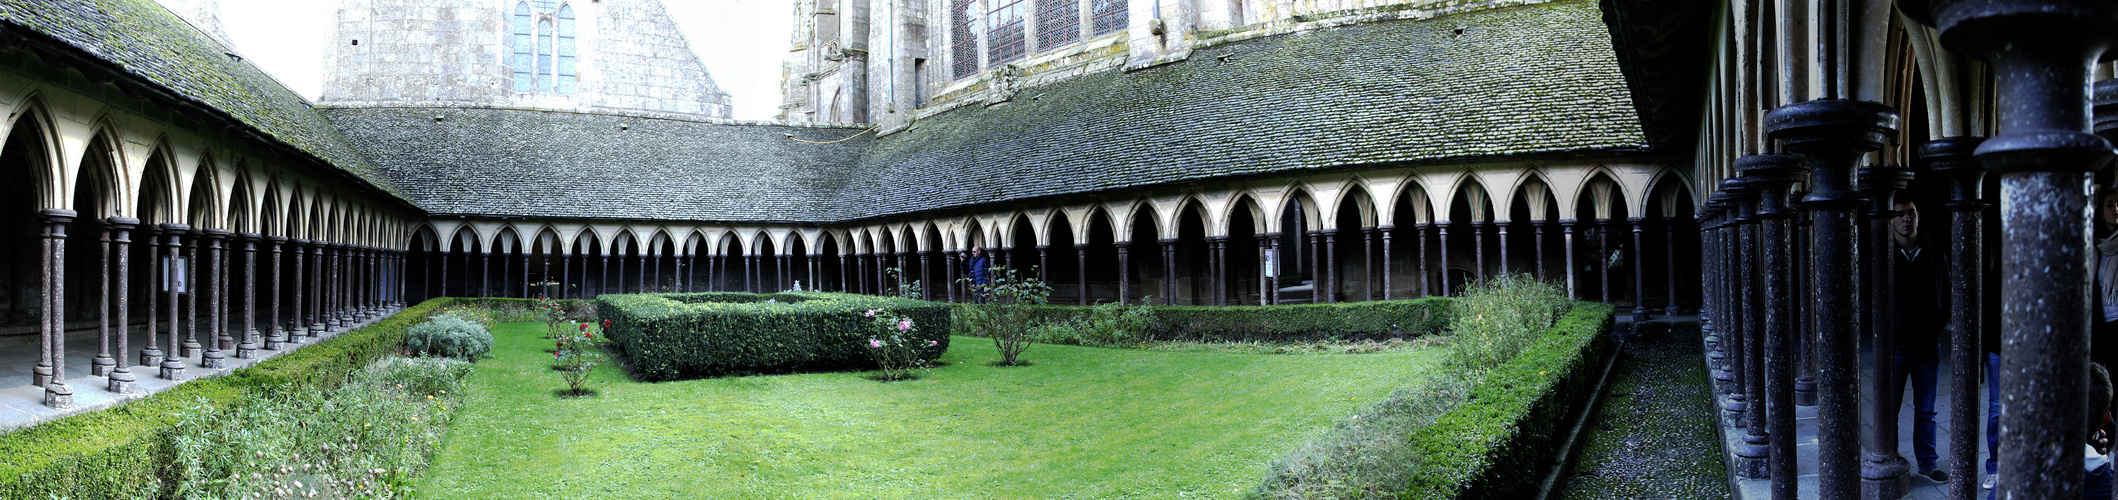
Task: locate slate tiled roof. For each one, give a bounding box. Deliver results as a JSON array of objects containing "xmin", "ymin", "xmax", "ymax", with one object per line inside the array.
[
  {"xmin": 321, "ymin": 106, "xmax": 869, "ymax": 222},
  {"xmin": 0, "ymin": 0, "xmax": 407, "ymax": 201},
  {"xmin": 836, "ymin": 0, "xmax": 1647, "ymax": 219}
]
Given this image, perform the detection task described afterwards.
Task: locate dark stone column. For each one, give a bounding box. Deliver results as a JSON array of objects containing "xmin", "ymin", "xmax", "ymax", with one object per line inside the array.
[
  {"xmin": 107, "ymin": 218, "xmax": 136, "ymax": 393},
  {"xmin": 1629, "ymin": 217, "xmax": 1649, "ymax": 320},
  {"xmin": 1209, "ymin": 237, "xmax": 1227, "ymax": 306},
  {"xmin": 309, "ymin": 243, "xmax": 324, "ymax": 333},
  {"xmin": 1927, "ymin": 137, "xmax": 1988, "ymax": 500},
  {"xmin": 1161, "ymin": 239, "xmax": 1177, "ymax": 305},
  {"xmin": 1324, "ymin": 230, "xmax": 1340, "ymax": 303},
  {"xmin": 1795, "ymin": 208, "xmax": 1818, "ymax": 407},
  {"xmin": 1766, "ymin": 97, "xmax": 1899, "ymax": 499},
  {"xmin": 1559, "ymin": 220, "xmax": 1577, "ymax": 299},
  {"xmin": 263, "ymin": 236, "xmax": 284, "ymax": 350},
  {"xmin": 1379, "ymin": 226, "xmax": 1394, "ymax": 301},
  {"xmin": 1075, "ymin": 244, "xmax": 1089, "ymax": 305},
  {"xmin": 1699, "ymin": 199, "xmax": 1727, "ymax": 388},
  {"xmin": 1599, "ymin": 218, "xmax": 1615, "ymax": 303},
  {"xmin": 1857, "ymin": 164, "xmax": 1915, "ymax": 500},
  {"xmin": 1664, "ymin": 216, "xmax": 1685, "ymax": 316},
  {"xmin": 1536, "ymin": 219, "xmax": 1550, "ymax": 281},
  {"xmin": 140, "ymin": 225, "xmax": 162, "ymax": 369},
  {"xmin": 1116, "ymin": 243, "xmax": 1131, "ymax": 304},
  {"xmin": 180, "ymin": 230, "xmax": 201, "ymax": 360},
  {"xmin": 91, "ymin": 219, "xmax": 114, "ymax": 377},
  {"xmin": 286, "ymin": 239, "xmax": 307, "ymax": 344},
  {"xmin": 1414, "ymin": 223, "xmax": 1431, "ymax": 296},
  {"xmin": 637, "ymin": 252, "xmax": 648, "ymax": 293},
  {"xmin": 1309, "ymin": 231, "xmax": 1326, "ymax": 302},
  {"xmin": 1361, "ymin": 228, "xmax": 1377, "ymax": 301},
  {"xmin": 236, "ymin": 233, "xmax": 259, "ymax": 359},
  {"xmin": 1435, "ymin": 224, "xmax": 1451, "ymax": 296},
  {"xmin": 1036, "ymin": 245, "xmax": 1051, "ymax": 288},
  {"xmin": 1724, "ymin": 179, "xmax": 1767, "ymax": 479},
  {"xmin": 200, "ymin": 230, "xmax": 227, "ymax": 369},
  {"xmin": 159, "ymin": 225, "xmax": 188, "ymax": 380},
  {"xmin": 37, "ymin": 210, "xmax": 75, "ymax": 408},
  {"xmin": 1471, "ymin": 221, "xmax": 1488, "ymax": 285},
  {"xmin": 944, "ymin": 252, "xmax": 960, "ymax": 302},
  {"xmin": 1741, "ymin": 154, "xmax": 1809, "ymax": 497},
  {"xmin": 1494, "ymin": 220, "xmax": 1509, "ymax": 277}
]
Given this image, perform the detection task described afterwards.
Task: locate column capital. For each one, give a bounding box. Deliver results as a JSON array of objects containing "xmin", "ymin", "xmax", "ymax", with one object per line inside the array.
[
  {"xmin": 261, "ymin": 234, "xmax": 287, "ymax": 244},
  {"xmin": 235, "ymin": 232, "xmax": 262, "ymax": 243},
  {"xmin": 200, "ymin": 228, "xmax": 231, "ymax": 240},
  {"xmin": 104, "ymin": 216, "xmax": 139, "ymax": 230}
]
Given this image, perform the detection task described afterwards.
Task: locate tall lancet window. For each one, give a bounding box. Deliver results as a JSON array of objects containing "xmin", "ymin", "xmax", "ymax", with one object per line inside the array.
[
  {"xmin": 511, "ymin": 3, "xmax": 533, "ymax": 91},
  {"xmin": 509, "ymin": 1, "xmax": 579, "ymax": 95},
  {"xmin": 557, "ymin": 6, "xmax": 577, "ymax": 94}
]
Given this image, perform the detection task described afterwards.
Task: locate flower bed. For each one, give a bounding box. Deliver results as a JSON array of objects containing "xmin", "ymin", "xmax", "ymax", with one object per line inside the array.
[{"xmin": 595, "ymin": 292, "xmax": 951, "ymax": 381}]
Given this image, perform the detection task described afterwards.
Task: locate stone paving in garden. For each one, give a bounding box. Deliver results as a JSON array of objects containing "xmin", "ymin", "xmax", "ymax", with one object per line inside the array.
[
  {"xmin": 0, "ymin": 309, "xmax": 400, "ymax": 433},
  {"xmin": 1557, "ymin": 317, "xmax": 1731, "ymax": 499}
]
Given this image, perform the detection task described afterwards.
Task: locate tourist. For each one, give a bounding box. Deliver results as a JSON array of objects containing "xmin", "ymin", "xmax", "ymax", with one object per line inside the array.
[
  {"xmin": 1889, "ymin": 199, "xmax": 1950, "ymax": 483},
  {"xmin": 967, "ymin": 245, "xmax": 991, "ymax": 303},
  {"xmin": 2094, "ymin": 188, "xmax": 2118, "ymax": 372}
]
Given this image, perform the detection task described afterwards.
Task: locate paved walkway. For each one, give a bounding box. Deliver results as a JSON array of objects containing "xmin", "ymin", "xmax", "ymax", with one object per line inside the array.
[
  {"xmin": 0, "ymin": 308, "xmax": 400, "ymax": 433},
  {"xmin": 1715, "ymin": 332, "xmax": 1989, "ymax": 500}
]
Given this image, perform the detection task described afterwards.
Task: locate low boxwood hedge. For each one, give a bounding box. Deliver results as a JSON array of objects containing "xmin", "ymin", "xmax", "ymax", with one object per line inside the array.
[
  {"xmin": 0, "ymin": 298, "xmax": 455, "ymax": 499},
  {"xmin": 597, "ymin": 292, "xmax": 952, "ymax": 381},
  {"xmin": 1401, "ymin": 302, "xmax": 1616, "ymax": 499},
  {"xmin": 959, "ymin": 298, "xmax": 1452, "ymax": 342}
]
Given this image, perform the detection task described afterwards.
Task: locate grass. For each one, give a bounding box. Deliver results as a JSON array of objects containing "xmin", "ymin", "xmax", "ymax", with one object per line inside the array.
[{"xmin": 416, "ymin": 323, "xmax": 1445, "ymax": 499}]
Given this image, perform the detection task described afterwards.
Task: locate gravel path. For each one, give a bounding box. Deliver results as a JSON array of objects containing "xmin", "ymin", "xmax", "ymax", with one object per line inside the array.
[{"xmin": 1556, "ymin": 320, "xmax": 1731, "ymax": 500}]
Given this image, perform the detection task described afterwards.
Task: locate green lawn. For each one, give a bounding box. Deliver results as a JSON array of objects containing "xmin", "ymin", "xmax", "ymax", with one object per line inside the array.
[{"xmin": 416, "ymin": 323, "xmax": 1443, "ymax": 499}]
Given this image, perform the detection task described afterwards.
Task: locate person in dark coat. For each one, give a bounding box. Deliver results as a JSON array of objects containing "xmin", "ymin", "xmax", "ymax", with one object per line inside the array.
[
  {"xmin": 966, "ymin": 245, "xmax": 991, "ymax": 303},
  {"xmin": 1889, "ymin": 199, "xmax": 1951, "ymax": 483}
]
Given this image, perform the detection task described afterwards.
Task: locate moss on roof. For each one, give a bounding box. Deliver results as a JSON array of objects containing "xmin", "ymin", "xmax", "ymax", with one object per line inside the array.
[{"xmin": 1, "ymin": 0, "xmax": 408, "ymax": 201}]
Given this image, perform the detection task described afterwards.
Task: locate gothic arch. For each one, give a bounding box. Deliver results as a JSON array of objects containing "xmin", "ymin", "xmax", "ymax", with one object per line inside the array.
[
  {"xmin": 70, "ymin": 126, "xmax": 128, "ymax": 219},
  {"xmin": 3, "ymin": 96, "xmax": 64, "ymax": 210}
]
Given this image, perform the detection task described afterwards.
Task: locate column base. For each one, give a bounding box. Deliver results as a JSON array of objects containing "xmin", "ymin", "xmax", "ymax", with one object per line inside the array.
[
  {"xmin": 1721, "ymin": 396, "xmax": 1748, "ymax": 428},
  {"xmin": 1795, "ymin": 377, "xmax": 1819, "ymax": 407},
  {"xmin": 1713, "ymin": 369, "xmax": 1736, "ymax": 391},
  {"xmin": 107, "ymin": 369, "xmax": 136, "ymax": 394},
  {"xmin": 1861, "ymin": 454, "xmax": 1912, "ymax": 500},
  {"xmin": 217, "ymin": 336, "xmax": 235, "ymax": 351},
  {"xmin": 180, "ymin": 341, "xmax": 201, "ymax": 359},
  {"xmin": 1666, "ymin": 305, "xmax": 1684, "ymax": 316},
  {"xmin": 31, "ymin": 365, "xmax": 51, "ymax": 388},
  {"xmin": 200, "ymin": 350, "xmax": 226, "ymax": 369},
  {"xmin": 1734, "ymin": 444, "xmax": 1771, "ymax": 479},
  {"xmin": 264, "ymin": 335, "xmax": 285, "ymax": 351},
  {"xmin": 310, "ymin": 323, "xmax": 327, "ymax": 335},
  {"xmin": 90, "ymin": 356, "xmax": 115, "ymax": 376},
  {"xmin": 236, "ymin": 342, "xmax": 258, "ymax": 359},
  {"xmin": 139, "ymin": 347, "xmax": 164, "ymax": 368},
  {"xmin": 42, "ymin": 382, "xmax": 73, "ymax": 410},
  {"xmin": 159, "ymin": 361, "xmax": 185, "ymax": 380},
  {"xmin": 1633, "ymin": 306, "xmax": 1652, "ymax": 321}
]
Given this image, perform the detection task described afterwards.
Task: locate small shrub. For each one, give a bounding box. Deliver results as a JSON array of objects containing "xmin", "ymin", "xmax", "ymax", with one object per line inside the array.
[
  {"xmin": 886, "ymin": 267, "xmax": 923, "ymax": 299},
  {"xmin": 1444, "ymin": 274, "xmax": 1570, "ymax": 375},
  {"xmin": 1034, "ymin": 299, "xmax": 1155, "ymax": 347},
  {"xmin": 554, "ymin": 322, "xmax": 605, "ymax": 395},
  {"xmin": 538, "ymin": 296, "xmax": 569, "ymax": 339},
  {"xmin": 863, "ymin": 308, "xmax": 936, "ymax": 381},
  {"xmin": 406, "ymin": 315, "xmax": 494, "ymax": 361},
  {"xmin": 957, "ymin": 266, "xmax": 1052, "ymax": 365},
  {"xmin": 596, "ymin": 292, "xmax": 949, "ymax": 381}
]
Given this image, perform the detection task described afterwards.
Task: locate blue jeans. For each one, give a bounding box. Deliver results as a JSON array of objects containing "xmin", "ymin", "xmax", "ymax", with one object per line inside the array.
[
  {"xmin": 1893, "ymin": 348, "xmax": 1942, "ymax": 470},
  {"xmin": 1986, "ymin": 351, "xmax": 2001, "ymax": 475}
]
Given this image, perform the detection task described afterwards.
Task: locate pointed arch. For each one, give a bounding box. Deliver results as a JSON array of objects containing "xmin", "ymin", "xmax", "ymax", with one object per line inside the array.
[{"xmin": 3, "ymin": 96, "xmax": 64, "ymax": 210}]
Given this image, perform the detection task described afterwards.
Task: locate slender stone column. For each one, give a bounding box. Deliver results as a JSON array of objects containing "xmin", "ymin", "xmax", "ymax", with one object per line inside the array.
[
  {"xmin": 1435, "ymin": 224, "xmax": 1451, "ymax": 296},
  {"xmin": 1794, "ymin": 208, "xmax": 1818, "ymax": 407},
  {"xmin": 1664, "ymin": 216, "xmax": 1685, "ymax": 316},
  {"xmin": 1723, "ymin": 179, "xmax": 1767, "ymax": 479},
  {"xmin": 1160, "ymin": 239, "xmax": 1177, "ymax": 305},
  {"xmin": 1767, "ymin": 97, "xmax": 1900, "ymax": 499},
  {"xmin": 1700, "ymin": 198, "xmax": 1727, "ymax": 386},
  {"xmin": 91, "ymin": 219, "xmax": 114, "ymax": 377},
  {"xmin": 1414, "ymin": 223, "xmax": 1431, "ymax": 296},
  {"xmin": 200, "ymin": 229, "xmax": 227, "ymax": 369},
  {"xmin": 286, "ymin": 239, "xmax": 307, "ymax": 344},
  {"xmin": 181, "ymin": 229, "xmax": 201, "ymax": 359},
  {"xmin": 1323, "ymin": 231, "xmax": 1339, "ymax": 303},
  {"xmin": 1856, "ymin": 164, "xmax": 1915, "ymax": 500},
  {"xmin": 140, "ymin": 225, "xmax": 163, "ymax": 368},
  {"xmin": 1741, "ymin": 154, "xmax": 1808, "ymax": 497},
  {"xmin": 1116, "ymin": 243, "xmax": 1131, "ymax": 304},
  {"xmin": 1493, "ymin": 220, "xmax": 1509, "ymax": 277},
  {"xmin": 1558, "ymin": 220, "xmax": 1577, "ymax": 299},
  {"xmin": 638, "ymin": 252, "xmax": 648, "ymax": 293},
  {"xmin": 35, "ymin": 210, "xmax": 74, "ymax": 407},
  {"xmin": 1923, "ymin": 137, "xmax": 1989, "ymax": 500},
  {"xmin": 236, "ymin": 233, "xmax": 259, "ymax": 358},
  {"xmin": 159, "ymin": 225, "xmax": 188, "ymax": 380},
  {"xmin": 1379, "ymin": 226, "xmax": 1393, "ymax": 300},
  {"xmin": 308, "ymin": 243, "xmax": 324, "ymax": 334},
  {"xmin": 1471, "ymin": 221, "xmax": 1488, "ymax": 285},
  {"xmin": 1629, "ymin": 217, "xmax": 1649, "ymax": 320},
  {"xmin": 1075, "ymin": 244, "xmax": 1089, "ymax": 305},
  {"xmin": 1209, "ymin": 237, "xmax": 1227, "ymax": 306},
  {"xmin": 264, "ymin": 236, "xmax": 285, "ymax": 350},
  {"xmin": 107, "ymin": 218, "xmax": 136, "ymax": 393},
  {"xmin": 1598, "ymin": 218, "xmax": 1614, "ymax": 303},
  {"xmin": 1361, "ymin": 228, "xmax": 1376, "ymax": 301},
  {"xmin": 1035, "ymin": 245, "xmax": 1050, "ymax": 290}
]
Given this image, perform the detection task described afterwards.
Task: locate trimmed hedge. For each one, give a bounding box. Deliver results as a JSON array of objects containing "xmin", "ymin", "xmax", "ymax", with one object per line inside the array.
[
  {"xmin": 0, "ymin": 298, "xmax": 454, "ymax": 499},
  {"xmin": 597, "ymin": 292, "xmax": 952, "ymax": 381},
  {"xmin": 960, "ymin": 298, "xmax": 1452, "ymax": 342},
  {"xmin": 1401, "ymin": 302, "xmax": 1616, "ymax": 499}
]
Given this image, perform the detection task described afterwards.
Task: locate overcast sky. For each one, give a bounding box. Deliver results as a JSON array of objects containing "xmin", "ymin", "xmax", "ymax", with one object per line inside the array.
[{"xmin": 162, "ymin": 0, "xmax": 795, "ymax": 121}]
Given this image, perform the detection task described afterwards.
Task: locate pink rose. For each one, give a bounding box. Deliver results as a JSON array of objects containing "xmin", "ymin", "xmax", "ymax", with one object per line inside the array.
[
  {"xmin": 864, "ymin": 310, "xmax": 876, "ymax": 317},
  {"xmin": 927, "ymin": 340, "xmax": 938, "ymax": 347},
  {"xmin": 869, "ymin": 339, "xmax": 883, "ymax": 348},
  {"xmin": 897, "ymin": 320, "xmax": 912, "ymax": 332}
]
